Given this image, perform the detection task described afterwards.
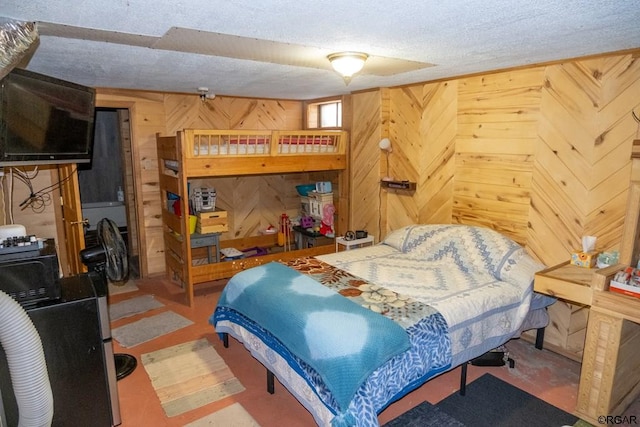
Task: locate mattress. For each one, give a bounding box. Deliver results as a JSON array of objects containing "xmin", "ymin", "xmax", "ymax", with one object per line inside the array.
[{"xmin": 191, "ymin": 143, "xmax": 338, "ymax": 156}]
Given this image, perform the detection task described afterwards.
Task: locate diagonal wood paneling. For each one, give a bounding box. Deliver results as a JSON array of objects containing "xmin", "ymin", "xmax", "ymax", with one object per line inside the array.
[
  {"xmin": 386, "ymin": 86, "xmax": 423, "ymax": 231},
  {"xmin": 418, "ymin": 80, "xmax": 457, "ymax": 224},
  {"xmin": 529, "ymin": 54, "xmax": 640, "ymax": 266},
  {"xmin": 351, "ymin": 90, "xmax": 386, "ymax": 237}
]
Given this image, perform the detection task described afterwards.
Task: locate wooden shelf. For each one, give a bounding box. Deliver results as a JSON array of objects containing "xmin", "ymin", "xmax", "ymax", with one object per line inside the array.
[{"xmin": 380, "ymin": 180, "xmax": 416, "ymax": 191}]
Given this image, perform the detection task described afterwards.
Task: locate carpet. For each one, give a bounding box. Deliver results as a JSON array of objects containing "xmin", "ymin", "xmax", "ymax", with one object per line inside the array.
[
  {"xmin": 383, "ymin": 401, "xmax": 465, "ymax": 427},
  {"xmin": 108, "ymin": 294, "xmax": 164, "ymax": 321},
  {"xmin": 384, "ymin": 373, "xmax": 578, "ymax": 427},
  {"xmin": 183, "ymin": 403, "xmax": 260, "ymax": 427},
  {"xmin": 142, "ymin": 338, "xmax": 245, "ymax": 417},
  {"xmin": 112, "ymin": 310, "xmax": 193, "ymax": 348}
]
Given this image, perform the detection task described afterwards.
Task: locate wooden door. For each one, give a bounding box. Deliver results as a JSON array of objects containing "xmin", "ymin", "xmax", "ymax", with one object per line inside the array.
[{"xmin": 58, "ymin": 164, "xmax": 87, "ymax": 274}]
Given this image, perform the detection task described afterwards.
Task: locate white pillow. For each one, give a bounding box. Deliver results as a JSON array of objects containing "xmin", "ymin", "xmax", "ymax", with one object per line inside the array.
[{"xmin": 381, "ymin": 225, "xmax": 414, "ymax": 251}]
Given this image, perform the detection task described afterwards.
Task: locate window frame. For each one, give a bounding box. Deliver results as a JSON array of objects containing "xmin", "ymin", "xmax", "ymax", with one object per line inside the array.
[{"xmin": 304, "ymin": 97, "xmax": 343, "ymax": 129}]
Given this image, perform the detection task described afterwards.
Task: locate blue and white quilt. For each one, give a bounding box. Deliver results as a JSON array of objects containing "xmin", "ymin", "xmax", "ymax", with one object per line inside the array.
[{"xmin": 211, "ymin": 224, "xmax": 552, "ymax": 427}]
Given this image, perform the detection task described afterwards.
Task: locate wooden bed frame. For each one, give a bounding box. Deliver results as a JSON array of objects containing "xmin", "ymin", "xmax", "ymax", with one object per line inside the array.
[{"xmin": 156, "ymin": 129, "xmax": 348, "ymax": 306}]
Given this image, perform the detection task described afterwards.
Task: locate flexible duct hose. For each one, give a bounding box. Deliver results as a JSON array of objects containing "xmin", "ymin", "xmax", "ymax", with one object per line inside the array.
[{"xmin": 0, "ymin": 290, "xmax": 54, "ymax": 427}]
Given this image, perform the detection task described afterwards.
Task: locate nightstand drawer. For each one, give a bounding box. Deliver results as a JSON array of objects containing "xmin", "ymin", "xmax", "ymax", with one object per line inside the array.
[{"xmin": 534, "ymin": 261, "xmax": 594, "ymax": 306}]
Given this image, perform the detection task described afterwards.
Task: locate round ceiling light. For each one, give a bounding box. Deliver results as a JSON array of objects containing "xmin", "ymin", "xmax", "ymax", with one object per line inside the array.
[{"xmin": 327, "ymin": 52, "xmax": 368, "ymax": 84}]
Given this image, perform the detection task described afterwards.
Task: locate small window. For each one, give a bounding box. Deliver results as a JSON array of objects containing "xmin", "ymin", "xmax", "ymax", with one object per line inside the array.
[{"xmin": 307, "ymin": 99, "xmax": 342, "ymax": 128}]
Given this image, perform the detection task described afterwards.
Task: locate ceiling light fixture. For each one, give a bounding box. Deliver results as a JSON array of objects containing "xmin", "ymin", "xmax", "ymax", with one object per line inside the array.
[{"xmin": 327, "ymin": 52, "xmax": 368, "ymax": 85}]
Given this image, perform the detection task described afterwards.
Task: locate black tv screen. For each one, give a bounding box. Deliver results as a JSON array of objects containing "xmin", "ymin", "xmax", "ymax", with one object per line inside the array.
[{"xmin": 0, "ymin": 68, "xmax": 96, "ymax": 166}]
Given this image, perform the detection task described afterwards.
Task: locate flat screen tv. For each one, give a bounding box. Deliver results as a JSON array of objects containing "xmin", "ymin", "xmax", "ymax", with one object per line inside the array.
[{"xmin": 0, "ymin": 68, "xmax": 96, "ymax": 166}]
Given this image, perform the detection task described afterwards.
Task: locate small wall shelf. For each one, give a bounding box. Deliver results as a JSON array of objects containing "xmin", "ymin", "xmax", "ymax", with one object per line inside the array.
[{"xmin": 380, "ymin": 180, "xmax": 416, "ymax": 191}]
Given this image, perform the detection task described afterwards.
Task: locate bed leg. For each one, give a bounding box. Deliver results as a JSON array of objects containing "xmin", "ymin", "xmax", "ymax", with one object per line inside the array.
[
  {"xmin": 459, "ymin": 362, "xmax": 467, "ymax": 396},
  {"xmin": 267, "ymin": 369, "xmax": 275, "ymax": 394},
  {"xmin": 222, "ymin": 333, "xmax": 229, "ymax": 348},
  {"xmin": 535, "ymin": 327, "xmax": 545, "ymax": 350}
]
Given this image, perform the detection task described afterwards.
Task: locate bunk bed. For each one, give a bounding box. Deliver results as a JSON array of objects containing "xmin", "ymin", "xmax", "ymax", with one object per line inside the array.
[{"xmin": 156, "ymin": 129, "xmax": 348, "ymax": 306}]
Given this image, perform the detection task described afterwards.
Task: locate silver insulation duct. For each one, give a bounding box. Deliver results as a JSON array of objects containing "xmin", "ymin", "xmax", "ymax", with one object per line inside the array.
[{"xmin": 0, "ymin": 18, "xmax": 39, "ymax": 80}]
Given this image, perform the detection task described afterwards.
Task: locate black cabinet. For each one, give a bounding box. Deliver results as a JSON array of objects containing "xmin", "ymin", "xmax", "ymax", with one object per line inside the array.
[{"xmin": 0, "ymin": 274, "xmax": 120, "ymax": 426}]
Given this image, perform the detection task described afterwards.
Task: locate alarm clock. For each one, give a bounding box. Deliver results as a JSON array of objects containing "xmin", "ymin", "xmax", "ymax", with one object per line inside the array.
[{"xmin": 355, "ymin": 230, "xmax": 368, "ymax": 239}]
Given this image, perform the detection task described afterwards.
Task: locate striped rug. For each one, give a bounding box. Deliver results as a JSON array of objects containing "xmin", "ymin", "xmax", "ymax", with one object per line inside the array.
[
  {"xmin": 184, "ymin": 403, "xmax": 260, "ymax": 427},
  {"xmin": 141, "ymin": 338, "xmax": 245, "ymax": 417}
]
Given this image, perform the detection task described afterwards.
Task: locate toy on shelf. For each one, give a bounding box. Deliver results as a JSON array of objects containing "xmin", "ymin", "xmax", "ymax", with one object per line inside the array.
[
  {"xmin": 320, "ymin": 204, "xmax": 335, "ymax": 237},
  {"xmin": 278, "ymin": 213, "xmax": 293, "ymax": 251}
]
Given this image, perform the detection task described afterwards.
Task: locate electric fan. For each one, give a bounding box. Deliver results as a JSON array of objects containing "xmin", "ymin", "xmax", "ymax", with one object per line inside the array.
[{"xmin": 79, "ymin": 218, "xmax": 136, "ymax": 380}]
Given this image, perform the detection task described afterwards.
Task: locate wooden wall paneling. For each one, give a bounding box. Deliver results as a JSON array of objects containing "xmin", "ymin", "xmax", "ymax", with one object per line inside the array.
[
  {"xmin": 350, "ymin": 90, "xmax": 386, "ymax": 238},
  {"xmin": 337, "ymin": 94, "xmax": 353, "ymax": 237},
  {"xmin": 164, "ymin": 95, "xmax": 304, "ymax": 132},
  {"xmin": 7, "ymin": 166, "xmax": 59, "ymax": 240},
  {"xmin": 118, "ymin": 109, "xmax": 139, "ymax": 261},
  {"xmin": 2, "ymin": 166, "xmax": 65, "ymax": 272},
  {"xmin": 454, "ymin": 70, "xmax": 543, "ymax": 243},
  {"xmin": 530, "ymin": 56, "xmax": 638, "ymax": 268},
  {"xmin": 418, "ymin": 81, "xmax": 456, "ymax": 224},
  {"xmin": 155, "ymin": 94, "xmax": 307, "ymax": 272},
  {"xmin": 529, "ymin": 172, "xmax": 587, "ymax": 262},
  {"xmin": 187, "ymin": 173, "xmax": 316, "ymax": 242},
  {"xmin": 96, "ymin": 89, "xmax": 166, "ymax": 277},
  {"xmin": 385, "ymin": 86, "xmax": 422, "ymax": 231},
  {"xmin": 526, "ymin": 55, "xmax": 640, "ymax": 358}
]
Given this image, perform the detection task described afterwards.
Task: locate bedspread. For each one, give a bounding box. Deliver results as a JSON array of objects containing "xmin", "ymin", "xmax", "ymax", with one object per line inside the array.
[
  {"xmin": 214, "ymin": 262, "xmax": 411, "ymax": 416},
  {"xmin": 211, "ymin": 224, "xmax": 550, "ymax": 426},
  {"xmin": 317, "ymin": 224, "xmax": 546, "ymax": 366},
  {"xmin": 212, "ymin": 258, "xmax": 452, "ymax": 426}
]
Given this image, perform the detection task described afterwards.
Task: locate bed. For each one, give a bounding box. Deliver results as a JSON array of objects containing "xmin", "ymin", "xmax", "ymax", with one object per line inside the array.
[
  {"xmin": 158, "ymin": 129, "xmax": 347, "ymax": 177},
  {"xmin": 156, "ymin": 128, "xmax": 348, "ymax": 306},
  {"xmin": 210, "ymin": 224, "xmax": 556, "ymax": 426}
]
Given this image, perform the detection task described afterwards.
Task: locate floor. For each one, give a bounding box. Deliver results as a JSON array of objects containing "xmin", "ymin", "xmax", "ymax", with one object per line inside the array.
[{"xmin": 110, "ymin": 276, "xmax": 584, "ymax": 427}]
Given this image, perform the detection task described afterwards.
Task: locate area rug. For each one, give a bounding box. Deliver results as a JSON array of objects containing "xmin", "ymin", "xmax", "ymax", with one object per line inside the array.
[
  {"xmin": 108, "ymin": 294, "xmax": 164, "ymax": 321},
  {"xmin": 383, "ymin": 401, "xmax": 464, "ymax": 427},
  {"xmin": 108, "ymin": 279, "xmax": 139, "ymax": 295},
  {"xmin": 183, "ymin": 402, "xmax": 260, "ymax": 427},
  {"xmin": 112, "ymin": 310, "xmax": 193, "ymax": 348},
  {"xmin": 141, "ymin": 338, "xmax": 245, "ymax": 417},
  {"xmin": 384, "ymin": 373, "xmax": 578, "ymax": 427}
]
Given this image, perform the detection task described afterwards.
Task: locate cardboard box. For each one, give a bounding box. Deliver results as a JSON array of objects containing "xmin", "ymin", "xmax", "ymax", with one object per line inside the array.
[
  {"xmin": 196, "ymin": 210, "xmax": 228, "ymax": 234},
  {"xmin": 610, "ymin": 280, "xmax": 640, "ymax": 299},
  {"xmin": 570, "ymin": 251, "xmax": 599, "ymax": 268}
]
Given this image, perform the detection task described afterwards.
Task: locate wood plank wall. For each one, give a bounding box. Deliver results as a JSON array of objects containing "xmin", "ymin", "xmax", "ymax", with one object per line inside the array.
[
  {"xmin": 95, "ymin": 90, "xmax": 168, "ymax": 277},
  {"xmin": 352, "ymin": 53, "xmax": 640, "ymax": 270},
  {"xmin": 1, "ymin": 166, "xmax": 59, "ymax": 238}
]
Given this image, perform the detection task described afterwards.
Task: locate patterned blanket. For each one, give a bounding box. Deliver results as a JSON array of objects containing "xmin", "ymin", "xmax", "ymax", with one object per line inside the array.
[
  {"xmin": 212, "ymin": 262, "xmax": 411, "ymax": 422},
  {"xmin": 212, "ymin": 224, "xmax": 548, "ymax": 427},
  {"xmin": 213, "ymin": 258, "xmax": 451, "ymax": 427}
]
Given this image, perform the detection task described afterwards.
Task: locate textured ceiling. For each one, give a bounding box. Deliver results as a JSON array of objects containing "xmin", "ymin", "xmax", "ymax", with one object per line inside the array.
[{"xmin": 2, "ymin": 0, "xmax": 640, "ymax": 100}]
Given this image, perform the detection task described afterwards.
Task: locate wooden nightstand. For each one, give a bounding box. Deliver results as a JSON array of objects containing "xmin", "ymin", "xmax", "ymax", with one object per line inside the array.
[
  {"xmin": 335, "ymin": 235, "xmax": 375, "ymax": 252},
  {"xmin": 534, "ymin": 261, "xmax": 597, "ymax": 306},
  {"xmin": 535, "ymin": 261, "xmax": 640, "ymax": 425}
]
